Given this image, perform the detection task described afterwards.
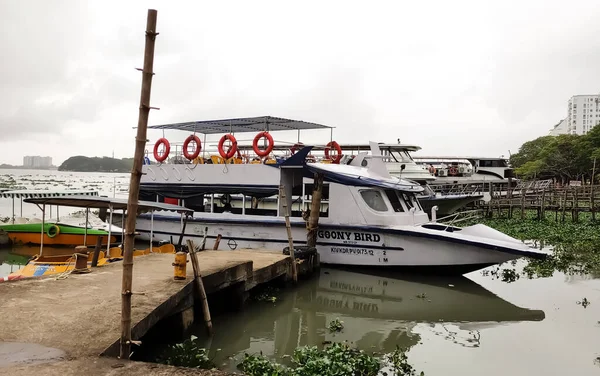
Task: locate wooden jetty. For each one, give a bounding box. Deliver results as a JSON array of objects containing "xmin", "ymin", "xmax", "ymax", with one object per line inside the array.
[
  {"xmin": 0, "ymin": 250, "xmax": 316, "ymax": 375},
  {"xmin": 471, "ymin": 182, "xmax": 600, "ymax": 221}
]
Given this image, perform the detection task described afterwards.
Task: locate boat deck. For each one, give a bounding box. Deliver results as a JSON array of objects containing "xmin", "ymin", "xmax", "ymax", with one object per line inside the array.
[{"xmin": 0, "ymin": 249, "xmax": 297, "ymax": 374}]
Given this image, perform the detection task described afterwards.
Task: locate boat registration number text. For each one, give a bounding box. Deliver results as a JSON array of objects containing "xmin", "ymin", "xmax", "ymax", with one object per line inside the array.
[{"xmin": 331, "ymin": 247, "xmax": 374, "ymax": 256}]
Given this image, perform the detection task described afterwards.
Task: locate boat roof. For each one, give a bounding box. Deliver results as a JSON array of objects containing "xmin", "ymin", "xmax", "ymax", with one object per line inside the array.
[
  {"xmin": 305, "ymin": 163, "xmax": 424, "ymax": 193},
  {"xmin": 415, "ymin": 156, "xmax": 507, "ymax": 161},
  {"xmin": 337, "ymin": 144, "xmax": 422, "ymax": 152},
  {"xmin": 23, "ymin": 196, "xmax": 193, "ymax": 214},
  {"xmin": 1, "ymin": 189, "xmax": 99, "ymax": 199},
  {"xmin": 148, "ymin": 115, "xmax": 333, "ymax": 134}
]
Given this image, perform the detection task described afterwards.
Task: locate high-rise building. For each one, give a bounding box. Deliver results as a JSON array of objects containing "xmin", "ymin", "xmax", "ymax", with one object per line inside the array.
[
  {"xmin": 549, "ymin": 94, "xmax": 600, "ymax": 136},
  {"xmin": 22, "ymin": 156, "xmax": 52, "ymax": 168}
]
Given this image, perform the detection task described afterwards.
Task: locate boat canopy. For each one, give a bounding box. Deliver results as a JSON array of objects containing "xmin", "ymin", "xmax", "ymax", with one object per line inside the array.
[
  {"xmin": 0, "ymin": 190, "xmax": 98, "ymax": 199},
  {"xmin": 147, "ymin": 115, "xmax": 333, "ymax": 134},
  {"xmin": 305, "ymin": 163, "xmax": 424, "ymax": 193},
  {"xmin": 23, "ymin": 196, "xmax": 193, "ymax": 214}
]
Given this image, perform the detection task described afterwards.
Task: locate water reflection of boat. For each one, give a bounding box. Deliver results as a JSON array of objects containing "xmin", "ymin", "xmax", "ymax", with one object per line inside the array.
[{"xmin": 197, "ymin": 268, "xmax": 545, "ymax": 370}]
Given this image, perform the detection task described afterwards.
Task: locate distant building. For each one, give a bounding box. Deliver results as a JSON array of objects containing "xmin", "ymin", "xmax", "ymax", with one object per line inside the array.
[
  {"xmin": 23, "ymin": 156, "xmax": 52, "ymax": 168},
  {"xmin": 566, "ymin": 94, "xmax": 600, "ymax": 135},
  {"xmin": 549, "ymin": 118, "xmax": 568, "ymax": 136},
  {"xmin": 549, "ymin": 94, "xmax": 600, "ymax": 136}
]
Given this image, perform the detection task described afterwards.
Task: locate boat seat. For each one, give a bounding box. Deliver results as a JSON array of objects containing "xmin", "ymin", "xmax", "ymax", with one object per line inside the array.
[{"xmin": 210, "ymin": 155, "xmax": 225, "ymax": 164}]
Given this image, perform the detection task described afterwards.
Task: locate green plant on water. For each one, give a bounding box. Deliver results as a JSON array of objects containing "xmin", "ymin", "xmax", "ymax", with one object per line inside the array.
[
  {"xmin": 252, "ymin": 285, "xmax": 280, "ymax": 303},
  {"xmin": 240, "ymin": 353, "xmax": 289, "ymax": 376},
  {"xmin": 383, "ymin": 346, "xmax": 424, "ymax": 376},
  {"xmin": 157, "ymin": 335, "xmax": 216, "ymax": 369},
  {"xmin": 239, "ymin": 342, "xmax": 423, "ymax": 376},
  {"xmin": 462, "ymin": 215, "xmax": 600, "ymax": 279},
  {"xmin": 576, "ymin": 297, "xmax": 591, "ymax": 308},
  {"xmin": 328, "ymin": 318, "xmax": 344, "ymax": 333}
]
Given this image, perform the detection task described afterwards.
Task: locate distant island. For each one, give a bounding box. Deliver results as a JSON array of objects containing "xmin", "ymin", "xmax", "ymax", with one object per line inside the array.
[{"xmin": 58, "ymin": 156, "xmax": 134, "ymax": 173}]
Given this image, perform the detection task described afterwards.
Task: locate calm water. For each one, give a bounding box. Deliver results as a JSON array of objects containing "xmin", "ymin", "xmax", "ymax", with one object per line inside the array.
[
  {"xmin": 2, "ymin": 170, "xmax": 600, "ymax": 375},
  {"xmin": 176, "ymin": 265, "xmax": 600, "ymax": 375}
]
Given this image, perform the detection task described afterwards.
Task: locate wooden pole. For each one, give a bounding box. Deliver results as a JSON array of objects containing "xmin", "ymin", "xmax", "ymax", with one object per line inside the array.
[
  {"xmin": 187, "ymin": 239, "xmax": 213, "ymax": 336},
  {"xmin": 120, "ymin": 9, "xmax": 158, "ymax": 360},
  {"xmin": 212, "ymin": 234, "xmax": 222, "ymax": 250},
  {"xmin": 306, "ymin": 173, "xmax": 324, "ymax": 247},
  {"xmin": 91, "ymin": 235, "xmax": 103, "ymax": 267},
  {"xmin": 279, "ymin": 185, "xmax": 297, "ymax": 283}
]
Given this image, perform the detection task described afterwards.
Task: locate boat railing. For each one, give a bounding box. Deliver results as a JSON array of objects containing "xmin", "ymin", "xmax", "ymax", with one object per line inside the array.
[
  {"xmin": 428, "ymin": 182, "xmax": 483, "ymax": 197},
  {"xmin": 436, "ymin": 209, "xmax": 484, "ymax": 227}
]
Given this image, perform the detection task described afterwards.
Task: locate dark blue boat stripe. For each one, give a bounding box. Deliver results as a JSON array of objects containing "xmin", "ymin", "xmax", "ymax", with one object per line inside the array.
[
  {"xmin": 137, "ymin": 229, "xmax": 405, "ymax": 251},
  {"xmin": 138, "ymin": 214, "xmax": 545, "ymax": 259}
]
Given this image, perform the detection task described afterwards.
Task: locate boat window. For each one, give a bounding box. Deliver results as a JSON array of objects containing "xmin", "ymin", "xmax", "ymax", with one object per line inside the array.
[
  {"xmin": 360, "ymin": 189, "xmax": 388, "ymax": 212},
  {"xmin": 384, "ymin": 190, "xmax": 405, "ymax": 212},
  {"xmin": 404, "ymin": 192, "xmax": 422, "ymax": 211}
]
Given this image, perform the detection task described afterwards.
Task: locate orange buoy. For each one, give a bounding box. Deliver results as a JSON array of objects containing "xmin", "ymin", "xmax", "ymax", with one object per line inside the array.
[
  {"xmin": 253, "ymin": 131, "xmax": 274, "ymax": 158},
  {"xmin": 218, "ymin": 134, "xmax": 238, "ymax": 160},
  {"xmin": 153, "ymin": 138, "xmax": 170, "ymax": 162},
  {"xmin": 324, "ymin": 141, "xmax": 342, "ymax": 164},
  {"xmin": 183, "ymin": 135, "xmax": 202, "ymax": 160}
]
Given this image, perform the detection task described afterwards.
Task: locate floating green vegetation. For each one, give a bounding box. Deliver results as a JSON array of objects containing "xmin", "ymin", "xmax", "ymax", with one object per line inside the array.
[
  {"xmin": 464, "ymin": 213, "xmax": 600, "ymax": 279},
  {"xmin": 328, "ymin": 318, "xmax": 344, "ymax": 333},
  {"xmin": 239, "ymin": 343, "xmax": 423, "ymax": 376},
  {"xmin": 157, "ymin": 335, "xmax": 216, "ymax": 369},
  {"xmin": 251, "ymin": 285, "xmax": 280, "ymax": 303}
]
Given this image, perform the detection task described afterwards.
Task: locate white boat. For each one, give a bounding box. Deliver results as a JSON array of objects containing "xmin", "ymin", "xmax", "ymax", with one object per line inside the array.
[
  {"xmin": 133, "ymin": 116, "xmax": 546, "ymax": 275},
  {"xmin": 412, "ymin": 155, "xmax": 516, "ymax": 187},
  {"xmin": 318, "ymin": 143, "xmax": 485, "ymax": 217}
]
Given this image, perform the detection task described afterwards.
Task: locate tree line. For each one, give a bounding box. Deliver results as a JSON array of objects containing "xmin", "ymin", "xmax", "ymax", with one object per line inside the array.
[
  {"xmin": 510, "ymin": 125, "xmax": 600, "ymax": 183},
  {"xmin": 58, "ymin": 156, "xmax": 134, "ymax": 173}
]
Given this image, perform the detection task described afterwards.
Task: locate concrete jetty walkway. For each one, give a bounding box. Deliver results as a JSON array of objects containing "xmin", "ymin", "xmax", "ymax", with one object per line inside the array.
[{"xmin": 0, "ymin": 250, "xmax": 296, "ymax": 375}]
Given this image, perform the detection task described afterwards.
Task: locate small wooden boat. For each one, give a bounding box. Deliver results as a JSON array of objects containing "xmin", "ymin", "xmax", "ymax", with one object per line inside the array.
[{"xmin": 4, "ymin": 243, "xmax": 176, "ymax": 281}]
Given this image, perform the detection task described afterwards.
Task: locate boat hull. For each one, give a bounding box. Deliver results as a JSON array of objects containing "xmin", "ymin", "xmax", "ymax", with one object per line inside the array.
[
  {"xmin": 0, "ymin": 223, "xmax": 119, "ymax": 247},
  {"xmin": 128, "ymin": 213, "xmax": 538, "ymax": 275}
]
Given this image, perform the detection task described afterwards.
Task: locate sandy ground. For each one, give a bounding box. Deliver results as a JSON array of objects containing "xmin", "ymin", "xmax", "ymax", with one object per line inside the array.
[{"xmin": 0, "ymin": 250, "xmax": 287, "ymax": 374}]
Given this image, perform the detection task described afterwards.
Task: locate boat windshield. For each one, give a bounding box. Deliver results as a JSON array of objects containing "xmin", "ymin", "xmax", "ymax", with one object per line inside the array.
[{"xmin": 389, "ymin": 150, "xmax": 414, "ymax": 163}]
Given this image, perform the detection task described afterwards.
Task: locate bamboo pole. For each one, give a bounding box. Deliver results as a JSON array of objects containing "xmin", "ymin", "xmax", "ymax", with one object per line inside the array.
[
  {"xmin": 187, "ymin": 239, "xmax": 213, "ymax": 336},
  {"xmin": 120, "ymin": 9, "xmax": 158, "ymax": 360},
  {"xmin": 306, "ymin": 173, "xmax": 324, "ymax": 248},
  {"xmin": 279, "ymin": 185, "xmax": 297, "ymax": 283}
]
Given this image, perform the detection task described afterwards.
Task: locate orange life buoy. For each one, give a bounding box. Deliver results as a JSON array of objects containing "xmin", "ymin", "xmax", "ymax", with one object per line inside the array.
[
  {"xmin": 324, "ymin": 141, "xmax": 342, "ymax": 164},
  {"xmin": 218, "ymin": 134, "xmax": 238, "ymax": 160},
  {"xmin": 290, "ymin": 142, "xmax": 304, "ymax": 155},
  {"xmin": 253, "ymin": 131, "xmax": 274, "ymax": 158},
  {"xmin": 183, "ymin": 134, "xmax": 202, "ymax": 160},
  {"xmin": 153, "ymin": 138, "xmax": 170, "ymax": 162},
  {"xmin": 449, "ymin": 166, "xmax": 458, "ymax": 175}
]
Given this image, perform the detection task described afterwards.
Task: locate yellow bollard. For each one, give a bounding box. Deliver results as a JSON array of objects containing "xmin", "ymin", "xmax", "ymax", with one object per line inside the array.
[{"xmin": 172, "ymin": 251, "xmax": 188, "ymax": 280}]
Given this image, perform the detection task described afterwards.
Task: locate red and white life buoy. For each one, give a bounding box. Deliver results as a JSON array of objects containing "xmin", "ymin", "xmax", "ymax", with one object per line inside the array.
[
  {"xmin": 324, "ymin": 141, "xmax": 342, "ymax": 164},
  {"xmin": 290, "ymin": 142, "xmax": 304, "ymax": 155},
  {"xmin": 253, "ymin": 131, "xmax": 274, "ymax": 158},
  {"xmin": 218, "ymin": 134, "xmax": 238, "ymax": 160},
  {"xmin": 183, "ymin": 134, "xmax": 202, "ymax": 160},
  {"xmin": 153, "ymin": 138, "xmax": 170, "ymax": 163},
  {"xmin": 449, "ymin": 166, "xmax": 458, "ymax": 176}
]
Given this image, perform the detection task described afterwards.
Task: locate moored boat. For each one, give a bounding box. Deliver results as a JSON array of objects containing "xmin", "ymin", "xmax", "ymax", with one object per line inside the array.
[{"xmin": 131, "ymin": 116, "xmax": 547, "ymax": 275}]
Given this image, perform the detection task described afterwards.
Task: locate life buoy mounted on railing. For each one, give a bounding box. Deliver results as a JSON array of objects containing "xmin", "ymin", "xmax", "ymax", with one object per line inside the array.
[
  {"xmin": 449, "ymin": 166, "xmax": 458, "ymax": 176},
  {"xmin": 218, "ymin": 134, "xmax": 238, "ymax": 160},
  {"xmin": 290, "ymin": 142, "xmax": 304, "ymax": 155},
  {"xmin": 153, "ymin": 138, "xmax": 170, "ymax": 163},
  {"xmin": 183, "ymin": 134, "xmax": 202, "ymax": 160},
  {"xmin": 324, "ymin": 141, "xmax": 342, "ymax": 164},
  {"xmin": 253, "ymin": 131, "xmax": 274, "ymax": 158}
]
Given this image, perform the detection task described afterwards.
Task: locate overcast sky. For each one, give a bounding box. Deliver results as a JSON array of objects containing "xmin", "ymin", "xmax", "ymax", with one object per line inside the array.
[{"xmin": 1, "ymin": 0, "xmax": 600, "ymax": 166}]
